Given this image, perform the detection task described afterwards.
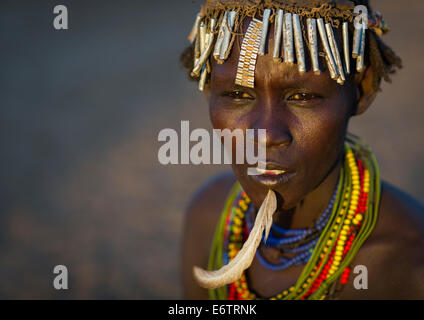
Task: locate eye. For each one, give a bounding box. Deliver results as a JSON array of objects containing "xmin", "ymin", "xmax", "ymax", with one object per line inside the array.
[
  {"xmin": 223, "ymin": 91, "xmax": 254, "ymax": 100},
  {"xmin": 287, "ymin": 92, "xmax": 317, "ymax": 102}
]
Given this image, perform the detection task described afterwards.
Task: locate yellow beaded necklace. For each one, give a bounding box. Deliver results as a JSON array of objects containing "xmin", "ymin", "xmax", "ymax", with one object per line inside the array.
[{"xmin": 207, "ymin": 134, "xmax": 381, "ymax": 300}]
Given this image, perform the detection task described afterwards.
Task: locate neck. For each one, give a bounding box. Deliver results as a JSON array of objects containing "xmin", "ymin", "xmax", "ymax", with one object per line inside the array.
[{"xmin": 273, "ymin": 156, "xmax": 343, "ymax": 230}]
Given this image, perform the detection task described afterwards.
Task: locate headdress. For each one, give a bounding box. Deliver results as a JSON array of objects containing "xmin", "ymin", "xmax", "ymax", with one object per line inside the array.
[{"xmin": 185, "ymin": 0, "xmax": 397, "ymax": 91}]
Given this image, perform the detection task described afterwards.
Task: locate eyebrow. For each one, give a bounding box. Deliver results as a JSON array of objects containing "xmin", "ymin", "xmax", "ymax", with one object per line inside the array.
[{"xmin": 211, "ymin": 68, "xmax": 330, "ymax": 91}]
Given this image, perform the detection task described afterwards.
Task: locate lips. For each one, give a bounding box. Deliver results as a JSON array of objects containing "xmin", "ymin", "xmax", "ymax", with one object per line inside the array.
[
  {"xmin": 248, "ymin": 161, "xmax": 296, "ymax": 187},
  {"xmin": 252, "ymin": 168, "xmax": 286, "ymax": 176},
  {"xmin": 250, "ymin": 161, "xmax": 294, "ymax": 174}
]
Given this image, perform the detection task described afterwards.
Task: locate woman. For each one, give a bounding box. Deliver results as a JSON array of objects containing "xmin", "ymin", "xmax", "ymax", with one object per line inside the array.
[{"xmin": 180, "ymin": 0, "xmax": 424, "ymax": 299}]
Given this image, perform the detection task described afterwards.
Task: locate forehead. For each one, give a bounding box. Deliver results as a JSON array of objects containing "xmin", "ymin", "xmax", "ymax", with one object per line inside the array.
[{"xmin": 210, "ymin": 17, "xmax": 337, "ymax": 91}]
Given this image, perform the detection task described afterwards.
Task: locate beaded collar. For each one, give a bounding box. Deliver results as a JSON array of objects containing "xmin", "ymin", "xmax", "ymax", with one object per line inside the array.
[
  {"xmin": 245, "ymin": 182, "xmax": 338, "ymax": 271},
  {"xmin": 207, "ymin": 134, "xmax": 381, "ymax": 300}
]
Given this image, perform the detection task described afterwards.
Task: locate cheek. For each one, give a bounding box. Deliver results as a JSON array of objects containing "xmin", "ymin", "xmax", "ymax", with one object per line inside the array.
[
  {"xmin": 209, "ymin": 98, "xmax": 245, "ymax": 163},
  {"xmin": 209, "ymin": 96, "xmax": 227, "ymax": 129},
  {"xmin": 209, "ymin": 96, "xmax": 246, "ymax": 131},
  {"xmin": 296, "ymin": 99, "xmax": 350, "ymax": 177}
]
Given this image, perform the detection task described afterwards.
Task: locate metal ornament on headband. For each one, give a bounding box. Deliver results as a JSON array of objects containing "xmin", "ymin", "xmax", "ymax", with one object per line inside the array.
[{"xmin": 187, "ymin": 0, "xmax": 390, "ymax": 91}]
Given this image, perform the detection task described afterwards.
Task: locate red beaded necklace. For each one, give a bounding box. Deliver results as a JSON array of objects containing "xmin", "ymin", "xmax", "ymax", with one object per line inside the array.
[{"xmin": 208, "ymin": 137, "xmax": 380, "ymax": 300}]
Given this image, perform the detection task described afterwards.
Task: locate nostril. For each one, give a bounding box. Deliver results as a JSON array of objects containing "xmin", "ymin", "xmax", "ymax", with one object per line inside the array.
[
  {"xmin": 276, "ymin": 139, "xmax": 292, "ymax": 148},
  {"xmin": 265, "ymin": 129, "xmax": 292, "ymax": 149},
  {"xmin": 247, "ymin": 107, "xmax": 293, "ymax": 148}
]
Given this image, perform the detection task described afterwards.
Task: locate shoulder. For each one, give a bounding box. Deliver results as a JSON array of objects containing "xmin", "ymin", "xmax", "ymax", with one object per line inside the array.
[
  {"xmin": 184, "ymin": 171, "xmax": 237, "ymax": 249},
  {"xmin": 376, "ymin": 181, "xmax": 424, "ymax": 243},
  {"xmin": 352, "ymin": 181, "xmax": 424, "ymax": 298},
  {"xmin": 181, "ymin": 171, "xmax": 237, "ymax": 299},
  {"xmin": 185, "ymin": 171, "xmax": 237, "ymax": 226}
]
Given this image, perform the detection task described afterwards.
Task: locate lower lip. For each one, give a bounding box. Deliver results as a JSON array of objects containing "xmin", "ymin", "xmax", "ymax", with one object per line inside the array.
[{"xmin": 249, "ymin": 171, "xmax": 296, "ymax": 187}]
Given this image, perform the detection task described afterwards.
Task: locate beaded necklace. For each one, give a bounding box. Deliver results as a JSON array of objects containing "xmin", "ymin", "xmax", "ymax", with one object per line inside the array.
[
  {"xmin": 207, "ymin": 134, "xmax": 381, "ymax": 300},
  {"xmin": 246, "ymin": 183, "xmax": 338, "ymax": 271}
]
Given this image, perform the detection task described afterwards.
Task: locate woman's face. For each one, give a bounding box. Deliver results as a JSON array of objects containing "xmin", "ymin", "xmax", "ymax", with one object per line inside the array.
[{"xmin": 208, "ymin": 19, "xmax": 358, "ymax": 210}]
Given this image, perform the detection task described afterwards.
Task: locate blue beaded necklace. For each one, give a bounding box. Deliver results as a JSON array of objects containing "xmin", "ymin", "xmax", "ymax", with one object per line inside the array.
[{"xmin": 245, "ymin": 185, "xmax": 338, "ymax": 271}]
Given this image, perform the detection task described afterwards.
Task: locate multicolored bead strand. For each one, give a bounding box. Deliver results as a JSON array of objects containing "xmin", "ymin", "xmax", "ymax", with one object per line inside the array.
[
  {"xmin": 207, "ymin": 134, "xmax": 381, "ymax": 300},
  {"xmin": 244, "ymin": 184, "xmax": 338, "ymax": 271}
]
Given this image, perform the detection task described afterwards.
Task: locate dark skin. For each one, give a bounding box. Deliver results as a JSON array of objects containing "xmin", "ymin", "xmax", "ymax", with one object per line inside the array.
[{"xmin": 181, "ymin": 19, "xmax": 424, "ymax": 299}]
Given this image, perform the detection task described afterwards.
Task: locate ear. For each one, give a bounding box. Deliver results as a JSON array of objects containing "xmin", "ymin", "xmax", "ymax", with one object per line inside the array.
[{"xmin": 354, "ymin": 64, "xmax": 378, "ymax": 116}]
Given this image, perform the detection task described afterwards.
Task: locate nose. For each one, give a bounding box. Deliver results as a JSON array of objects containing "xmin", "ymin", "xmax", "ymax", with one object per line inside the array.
[{"xmin": 250, "ymin": 106, "xmax": 293, "ymax": 149}]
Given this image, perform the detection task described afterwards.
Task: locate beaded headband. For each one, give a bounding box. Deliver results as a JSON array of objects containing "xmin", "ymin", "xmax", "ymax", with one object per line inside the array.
[{"xmin": 187, "ymin": 0, "xmax": 390, "ymax": 91}]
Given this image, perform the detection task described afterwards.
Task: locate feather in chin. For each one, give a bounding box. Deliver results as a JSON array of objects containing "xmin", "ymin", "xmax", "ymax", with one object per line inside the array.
[{"xmin": 193, "ymin": 189, "xmax": 277, "ymax": 289}]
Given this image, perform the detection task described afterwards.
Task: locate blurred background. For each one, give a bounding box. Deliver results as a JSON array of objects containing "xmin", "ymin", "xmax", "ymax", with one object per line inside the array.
[{"xmin": 0, "ymin": 0, "xmax": 422, "ymax": 299}]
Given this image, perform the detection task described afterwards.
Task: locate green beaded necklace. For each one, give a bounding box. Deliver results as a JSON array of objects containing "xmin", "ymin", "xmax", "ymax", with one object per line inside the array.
[{"xmin": 207, "ymin": 134, "xmax": 381, "ymax": 300}]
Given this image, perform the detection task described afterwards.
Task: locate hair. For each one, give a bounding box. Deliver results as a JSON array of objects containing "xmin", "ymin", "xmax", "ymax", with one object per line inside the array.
[
  {"xmin": 180, "ymin": 0, "xmax": 402, "ymax": 93},
  {"xmin": 354, "ymin": 0, "xmax": 402, "ymax": 92}
]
